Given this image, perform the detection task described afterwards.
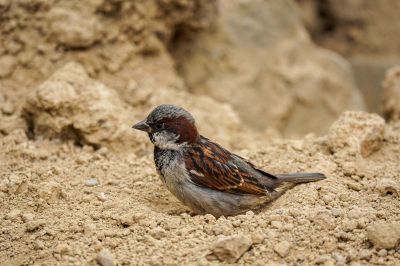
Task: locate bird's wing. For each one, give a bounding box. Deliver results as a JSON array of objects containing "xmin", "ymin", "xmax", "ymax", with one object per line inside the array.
[{"xmin": 185, "ymin": 137, "xmax": 276, "ymax": 195}]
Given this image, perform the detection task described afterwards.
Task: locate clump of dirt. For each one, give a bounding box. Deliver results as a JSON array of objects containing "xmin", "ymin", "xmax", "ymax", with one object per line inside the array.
[
  {"xmin": 328, "ymin": 111, "xmax": 385, "ymax": 158},
  {"xmin": 23, "ymin": 61, "xmax": 146, "ymax": 153},
  {"xmin": 1, "ymin": 112, "xmax": 399, "ymax": 265}
]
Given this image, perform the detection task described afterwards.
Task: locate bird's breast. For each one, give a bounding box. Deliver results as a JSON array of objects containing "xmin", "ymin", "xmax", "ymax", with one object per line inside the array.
[{"xmin": 154, "ymin": 148, "xmax": 189, "ymax": 187}]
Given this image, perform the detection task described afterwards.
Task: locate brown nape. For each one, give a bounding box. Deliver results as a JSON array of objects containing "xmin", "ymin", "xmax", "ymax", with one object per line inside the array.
[{"xmin": 162, "ymin": 116, "xmax": 199, "ymax": 144}]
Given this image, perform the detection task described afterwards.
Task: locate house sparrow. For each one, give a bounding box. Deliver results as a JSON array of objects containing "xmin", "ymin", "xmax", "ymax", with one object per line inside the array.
[{"xmin": 133, "ymin": 104, "xmax": 326, "ymax": 217}]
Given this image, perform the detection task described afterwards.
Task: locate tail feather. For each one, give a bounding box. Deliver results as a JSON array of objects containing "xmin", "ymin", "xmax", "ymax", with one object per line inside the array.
[{"xmin": 275, "ymin": 172, "xmax": 326, "ymax": 184}]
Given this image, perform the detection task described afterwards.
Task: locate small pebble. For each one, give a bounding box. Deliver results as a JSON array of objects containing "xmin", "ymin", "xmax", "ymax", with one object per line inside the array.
[
  {"xmin": 367, "ymin": 221, "xmax": 400, "ymax": 249},
  {"xmin": 83, "ymin": 223, "xmax": 96, "ymax": 235},
  {"xmin": 232, "ymin": 220, "xmax": 241, "ymax": 227},
  {"xmin": 377, "ymin": 249, "xmax": 387, "ymax": 257},
  {"xmin": 271, "ymin": 221, "xmax": 283, "ymax": 229},
  {"xmin": 376, "ymin": 177, "xmax": 399, "ymax": 197},
  {"xmin": 283, "ymin": 223, "xmax": 294, "ymax": 231},
  {"xmin": 96, "ymin": 249, "xmax": 116, "ymax": 266},
  {"xmin": 56, "ymin": 243, "xmax": 71, "ymax": 255},
  {"xmin": 5, "ymin": 209, "xmax": 21, "ymax": 221},
  {"xmin": 97, "ymin": 192, "xmax": 107, "ymax": 202},
  {"xmin": 342, "ymin": 219, "xmax": 358, "ymax": 232},
  {"xmin": 25, "ymin": 219, "xmax": 46, "ymax": 232},
  {"xmin": 34, "ymin": 240, "xmax": 45, "ymax": 250},
  {"xmin": 21, "ymin": 212, "xmax": 35, "ymax": 222},
  {"xmin": 273, "ymin": 240, "xmax": 291, "ymax": 257},
  {"xmin": 358, "ymin": 249, "xmax": 372, "ymax": 260},
  {"xmin": 1, "ymin": 102, "xmax": 14, "ymax": 114},
  {"xmin": 348, "ymin": 208, "xmax": 363, "ymax": 219},
  {"xmin": 210, "ymin": 235, "xmax": 253, "ymax": 263},
  {"xmin": 347, "ymin": 181, "xmax": 362, "ymax": 191},
  {"xmin": 251, "ymin": 231, "xmax": 264, "ymax": 244},
  {"xmin": 332, "ymin": 253, "xmax": 346, "ymax": 265},
  {"xmin": 149, "ymin": 226, "xmax": 167, "ymax": 239},
  {"xmin": 331, "ymin": 208, "xmax": 342, "ymax": 218},
  {"xmin": 97, "ymin": 147, "xmax": 108, "ymax": 156},
  {"xmin": 85, "ymin": 179, "xmax": 98, "ymax": 187}
]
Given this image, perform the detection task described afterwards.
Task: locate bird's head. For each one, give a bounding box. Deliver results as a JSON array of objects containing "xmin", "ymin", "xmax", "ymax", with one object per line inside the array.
[{"xmin": 132, "ymin": 104, "xmax": 199, "ymax": 150}]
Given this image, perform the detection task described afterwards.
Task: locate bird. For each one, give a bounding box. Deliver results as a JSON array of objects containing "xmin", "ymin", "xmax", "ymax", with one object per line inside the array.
[{"xmin": 132, "ymin": 104, "xmax": 326, "ymax": 217}]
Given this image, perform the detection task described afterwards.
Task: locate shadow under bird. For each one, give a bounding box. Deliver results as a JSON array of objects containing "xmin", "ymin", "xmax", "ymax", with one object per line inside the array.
[{"xmin": 132, "ymin": 104, "xmax": 326, "ymax": 217}]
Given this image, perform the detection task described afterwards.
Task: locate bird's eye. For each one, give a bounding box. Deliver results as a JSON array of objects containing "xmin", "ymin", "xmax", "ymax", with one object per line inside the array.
[{"xmin": 155, "ymin": 123, "xmax": 163, "ymax": 130}]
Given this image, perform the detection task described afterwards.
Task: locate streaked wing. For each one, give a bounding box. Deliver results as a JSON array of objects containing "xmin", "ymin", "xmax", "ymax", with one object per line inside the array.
[{"xmin": 185, "ymin": 136, "xmax": 270, "ymax": 195}]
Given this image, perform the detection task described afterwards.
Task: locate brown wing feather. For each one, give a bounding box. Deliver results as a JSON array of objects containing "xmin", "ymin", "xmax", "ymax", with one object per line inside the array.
[{"xmin": 185, "ymin": 137, "xmax": 267, "ymax": 195}]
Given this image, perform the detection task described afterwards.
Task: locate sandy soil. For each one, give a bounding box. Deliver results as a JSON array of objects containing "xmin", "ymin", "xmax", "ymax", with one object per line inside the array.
[{"xmin": 1, "ymin": 114, "xmax": 400, "ymax": 265}]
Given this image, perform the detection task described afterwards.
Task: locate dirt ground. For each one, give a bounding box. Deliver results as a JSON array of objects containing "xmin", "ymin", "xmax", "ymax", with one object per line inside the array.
[
  {"xmin": 1, "ymin": 117, "xmax": 400, "ymax": 265},
  {"xmin": 1, "ymin": 0, "xmax": 400, "ymax": 265}
]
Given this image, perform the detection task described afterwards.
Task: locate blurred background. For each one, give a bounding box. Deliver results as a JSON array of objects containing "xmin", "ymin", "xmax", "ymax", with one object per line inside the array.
[
  {"xmin": 0, "ymin": 0, "xmax": 399, "ymax": 145},
  {"xmin": 296, "ymin": 0, "xmax": 400, "ymax": 113}
]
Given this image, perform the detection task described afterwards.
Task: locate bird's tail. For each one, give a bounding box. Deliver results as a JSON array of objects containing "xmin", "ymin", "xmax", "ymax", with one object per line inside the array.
[{"xmin": 275, "ymin": 172, "xmax": 326, "ymax": 184}]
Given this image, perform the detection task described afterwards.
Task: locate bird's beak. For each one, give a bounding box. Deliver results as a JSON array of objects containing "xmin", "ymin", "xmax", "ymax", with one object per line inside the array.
[{"xmin": 132, "ymin": 120, "xmax": 151, "ymax": 132}]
